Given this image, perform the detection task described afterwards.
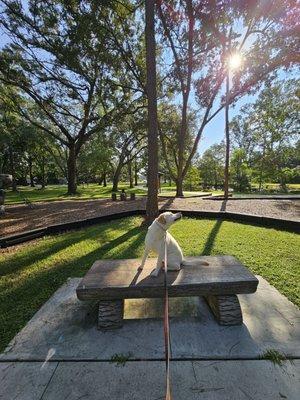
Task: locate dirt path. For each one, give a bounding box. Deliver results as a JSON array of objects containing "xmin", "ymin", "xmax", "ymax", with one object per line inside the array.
[{"xmin": 1, "ymin": 197, "xmax": 299, "ymax": 237}]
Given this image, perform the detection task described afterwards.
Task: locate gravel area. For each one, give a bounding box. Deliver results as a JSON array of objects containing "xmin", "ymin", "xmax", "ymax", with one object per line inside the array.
[{"xmin": 1, "ymin": 197, "xmax": 299, "ymax": 237}]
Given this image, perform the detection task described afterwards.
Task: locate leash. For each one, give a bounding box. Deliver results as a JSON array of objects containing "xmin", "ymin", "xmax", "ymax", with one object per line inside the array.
[{"xmin": 163, "ymin": 232, "xmax": 172, "ymax": 400}]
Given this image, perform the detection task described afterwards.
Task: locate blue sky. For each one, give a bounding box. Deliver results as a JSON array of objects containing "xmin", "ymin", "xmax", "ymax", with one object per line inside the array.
[
  {"xmin": 198, "ymin": 68, "xmax": 297, "ymax": 155},
  {"xmin": 198, "ymin": 92, "xmax": 256, "ymax": 154}
]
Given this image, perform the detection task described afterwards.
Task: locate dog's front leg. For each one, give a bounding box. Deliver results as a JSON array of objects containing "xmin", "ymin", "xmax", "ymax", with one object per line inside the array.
[
  {"xmin": 151, "ymin": 245, "xmax": 164, "ymax": 277},
  {"xmin": 138, "ymin": 247, "xmax": 149, "ymax": 271}
]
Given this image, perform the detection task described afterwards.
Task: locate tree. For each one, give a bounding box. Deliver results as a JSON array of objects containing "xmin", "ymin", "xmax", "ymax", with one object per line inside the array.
[
  {"xmin": 145, "ymin": 0, "xmax": 159, "ymax": 221},
  {"xmin": 78, "ymin": 131, "xmax": 114, "ymax": 185},
  {"xmin": 111, "ymin": 113, "xmax": 146, "ymax": 192},
  {"xmin": 230, "ymin": 149, "xmax": 251, "ymax": 192},
  {"xmin": 198, "ymin": 143, "xmax": 225, "ymax": 189},
  {"xmin": 156, "ymin": 0, "xmax": 299, "ymax": 196},
  {"xmin": 0, "ymin": 86, "xmax": 27, "ymax": 190},
  {"xmin": 158, "ymin": 103, "xmax": 197, "ymax": 185},
  {"xmin": 0, "ymin": 84, "xmax": 71, "ymax": 188},
  {"xmin": 231, "ymin": 79, "xmax": 300, "ymax": 190},
  {"xmin": 0, "ymin": 0, "xmax": 143, "ymax": 194},
  {"xmin": 184, "ymin": 165, "xmax": 200, "ymax": 191}
]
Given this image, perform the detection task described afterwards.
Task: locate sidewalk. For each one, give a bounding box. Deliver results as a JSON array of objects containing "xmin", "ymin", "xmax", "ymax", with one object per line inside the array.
[{"xmin": 1, "ymin": 276, "xmax": 299, "ymax": 399}]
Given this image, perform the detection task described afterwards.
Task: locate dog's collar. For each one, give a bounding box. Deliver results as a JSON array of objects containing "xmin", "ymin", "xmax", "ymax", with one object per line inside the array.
[{"xmin": 154, "ymin": 220, "xmax": 167, "ymax": 232}]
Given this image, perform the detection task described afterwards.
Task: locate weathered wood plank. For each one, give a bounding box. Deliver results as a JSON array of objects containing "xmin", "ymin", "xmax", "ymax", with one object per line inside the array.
[{"xmin": 76, "ymin": 256, "xmax": 258, "ymax": 301}]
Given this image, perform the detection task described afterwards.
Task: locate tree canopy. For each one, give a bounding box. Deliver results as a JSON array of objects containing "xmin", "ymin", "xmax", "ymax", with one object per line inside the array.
[{"xmin": 0, "ymin": 0, "xmax": 299, "ymax": 207}]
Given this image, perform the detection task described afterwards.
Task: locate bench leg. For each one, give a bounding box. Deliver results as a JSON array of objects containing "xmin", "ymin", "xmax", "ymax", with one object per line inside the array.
[
  {"xmin": 204, "ymin": 294, "xmax": 243, "ymax": 325},
  {"xmin": 98, "ymin": 300, "xmax": 124, "ymax": 330}
]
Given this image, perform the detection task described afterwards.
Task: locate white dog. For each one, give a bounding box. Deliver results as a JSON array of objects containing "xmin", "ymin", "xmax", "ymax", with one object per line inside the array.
[{"xmin": 139, "ymin": 211, "xmax": 207, "ymax": 277}]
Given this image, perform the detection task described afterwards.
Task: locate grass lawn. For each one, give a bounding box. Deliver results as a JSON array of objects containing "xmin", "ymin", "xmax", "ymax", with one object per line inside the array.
[
  {"xmin": 5, "ymin": 183, "xmax": 220, "ymax": 204},
  {"xmin": 5, "ymin": 182, "xmax": 300, "ymax": 204},
  {"xmin": 4, "ymin": 183, "xmax": 147, "ymax": 204},
  {"xmin": 0, "ymin": 216, "xmax": 299, "ymax": 352},
  {"xmin": 159, "ymin": 184, "xmax": 223, "ymax": 197}
]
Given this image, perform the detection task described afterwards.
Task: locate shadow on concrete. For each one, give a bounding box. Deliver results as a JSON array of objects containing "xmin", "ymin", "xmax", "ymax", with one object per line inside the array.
[{"xmin": 0, "ymin": 222, "xmax": 147, "ymax": 353}]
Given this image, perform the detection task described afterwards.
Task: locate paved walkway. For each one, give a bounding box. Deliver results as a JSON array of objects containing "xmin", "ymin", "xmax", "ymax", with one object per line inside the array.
[
  {"xmin": 1, "ymin": 197, "xmax": 299, "ymax": 236},
  {"xmin": 0, "ymin": 276, "xmax": 299, "ymax": 399}
]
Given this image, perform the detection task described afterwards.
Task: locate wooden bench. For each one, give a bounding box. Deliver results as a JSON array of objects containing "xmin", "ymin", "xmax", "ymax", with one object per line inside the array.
[{"xmin": 76, "ymin": 256, "xmax": 258, "ymax": 330}]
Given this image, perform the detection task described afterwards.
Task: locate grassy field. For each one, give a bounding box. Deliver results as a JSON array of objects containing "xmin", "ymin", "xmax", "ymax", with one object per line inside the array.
[
  {"xmin": 159, "ymin": 188, "xmax": 218, "ymax": 197},
  {"xmin": 4, "ymin": 182, "xmax": 300, "ymax": 205},
  {"xmin": 0, "ymin": 216, "xmax": 299, "ymax": 352},
  {"xmin": 4, "ymin": 183, "xmax": 147, "ymax": 204},
  {"xmin": 4, "ymin": 183, "xmax": 219, "ymax": 204}
]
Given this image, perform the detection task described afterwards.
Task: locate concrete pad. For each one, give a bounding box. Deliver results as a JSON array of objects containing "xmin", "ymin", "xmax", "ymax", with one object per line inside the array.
[
  {"xmin": 42, "ymin": 360, "xmax": 300, "ymax": 400},
  {"xmin": 0, "ymin": 361, "xmax": 57, "ymax": 400},
  {"xmin": 171, "ymin": 276, "xmax": 300, "ymax": 359},
  {"xmin": 1, "ymin": 276, "xmax": 299, "ymax": 361}
]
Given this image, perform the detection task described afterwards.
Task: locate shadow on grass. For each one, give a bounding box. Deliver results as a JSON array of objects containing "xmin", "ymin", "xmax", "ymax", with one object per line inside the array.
[
  {"xmin": 0, "ymin": 219, "xmax": 145, "ymax": 277},
  {"xmin": 0, "ymin": 221, "xmax": 147, "ymax": 351},
  {"xmin": 201, "ymin": 219, "xmax": 223, "ymax": 256},
  {"xmin": 200, "ymin": 201, "xmax": 226, "ymax": 255}
]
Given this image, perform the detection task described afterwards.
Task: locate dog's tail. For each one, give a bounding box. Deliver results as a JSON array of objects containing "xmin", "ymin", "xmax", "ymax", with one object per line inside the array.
[{"xmin": 182, "ymin": 259, "xmax": 209, "ymax": 266}]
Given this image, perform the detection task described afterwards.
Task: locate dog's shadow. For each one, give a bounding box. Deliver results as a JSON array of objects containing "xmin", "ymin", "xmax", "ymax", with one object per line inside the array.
[{"xmin": 129, "ymin": 268, "xmax": 180, "ymax": 287}]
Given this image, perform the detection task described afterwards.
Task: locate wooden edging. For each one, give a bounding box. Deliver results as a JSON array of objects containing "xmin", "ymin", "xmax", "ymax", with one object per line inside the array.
[
  {"xmin": 205, "ymin": 195, "xmax": 300, "ymax": 201},
  {"xmin": 0, "ymin": 208, "xmax": 299, "ymax": 248}
]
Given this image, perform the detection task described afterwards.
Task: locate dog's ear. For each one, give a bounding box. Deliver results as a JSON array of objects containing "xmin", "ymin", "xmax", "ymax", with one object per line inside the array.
[{"xmin": 157, "ymin": 214, "xmax": 166, "ymax": 225}]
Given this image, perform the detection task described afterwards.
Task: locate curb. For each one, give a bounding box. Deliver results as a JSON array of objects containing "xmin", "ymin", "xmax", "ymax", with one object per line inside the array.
[{"xmin": 205, "ymin": 196, "xmax": 300, "ymax": 201}]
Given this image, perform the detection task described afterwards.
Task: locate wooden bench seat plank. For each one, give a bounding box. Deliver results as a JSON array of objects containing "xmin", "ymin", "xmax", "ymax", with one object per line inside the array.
[{"xmin": 76, "ymin": 256, "xmax": 258, "ymax": 301}]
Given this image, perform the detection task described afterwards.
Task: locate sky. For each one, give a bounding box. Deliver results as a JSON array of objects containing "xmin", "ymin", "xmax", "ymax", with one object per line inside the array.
[
  {"xmin": 197, "ymin": 68, "xmax": 297, "ymax": 155},
  {"xmin": 196, "ymin": 94, "xmax": 253, "ymax": 155}
]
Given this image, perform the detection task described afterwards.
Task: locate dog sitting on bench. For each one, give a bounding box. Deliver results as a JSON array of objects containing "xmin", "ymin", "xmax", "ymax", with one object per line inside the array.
[{"xmin": 139, "ymin": 211, "xmax": 208, "ymax": 277}]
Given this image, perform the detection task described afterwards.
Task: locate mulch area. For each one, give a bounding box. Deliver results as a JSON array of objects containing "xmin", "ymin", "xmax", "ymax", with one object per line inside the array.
[{"xmin": 1, "ymin": 197, "xmax": 299, "ymax": 237}]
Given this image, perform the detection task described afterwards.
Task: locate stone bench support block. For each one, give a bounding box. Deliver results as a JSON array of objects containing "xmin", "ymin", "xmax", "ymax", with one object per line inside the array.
[
  {"xmin": 98, "ymin": 299, "xmax": 124, "ymax": 330},
  {"xmin": 204, "ymin": 294, "xmax": 243, "ymax": 325}
]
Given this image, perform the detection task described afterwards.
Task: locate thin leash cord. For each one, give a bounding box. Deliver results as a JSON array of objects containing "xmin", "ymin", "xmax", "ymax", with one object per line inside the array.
[{"xmin": 163, "ymin": 232, "xmax": 172, "ymax": 400}]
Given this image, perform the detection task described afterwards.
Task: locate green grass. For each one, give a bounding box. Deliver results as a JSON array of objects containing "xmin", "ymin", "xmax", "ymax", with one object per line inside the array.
[
  {"xmin": 259, "ymin": 349, "xmax": 287, "ymax": 366},
  {"xmin": 110, "ymin": 352, "xmax": 133, "ymax": 367},
  {"xmin": 159, "ymin": 184, "xmax": 223, "ymax": 197},
  {"xmin": 5, "ymin": 183, "xmax": 147, "ymax": 204},
  {"xmin": 0, "ymin": 216, "xmax": 299, "ymax": 352},
  {"xmin": 159, "ymin": 189, "xmax": 214, "ymax": 197},
  {"xmin": 5, "ymin": 183, "xmax": 221, "ymax": 204},
  {"xmin": 5, "ymin": 182, "xmax": 299, "ymax": 205}
]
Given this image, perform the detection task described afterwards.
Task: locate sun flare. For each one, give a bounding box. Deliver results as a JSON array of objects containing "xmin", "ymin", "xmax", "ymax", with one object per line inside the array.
[{"xmin": 228, "ymin": 53, "xmax": 243, "ymax": 70}]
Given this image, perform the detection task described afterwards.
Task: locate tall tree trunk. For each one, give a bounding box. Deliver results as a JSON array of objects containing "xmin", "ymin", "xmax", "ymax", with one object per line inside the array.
[
  {"xmin": 258, "ymin": 138, "xmax": 266, "ymax": 192},
  {"xmin": 176, "ymin": 178, "xmax": 184, "ymax": 197},
  {"xmin": 103, "ymin": 171, "xmax": 107, "ymax": 187},
  {"xmin": 9, "ymin": 146, "xmax": 17, "ymax": 192},
  {"xmin": 134, "ymin": 159, "xmax": 138, "ymax": 186},
  {"xmin": 224, "ymin": 72, "xmax": 230, "ymax": 199},
  {"xmin": 128, "ymin": 160, "xmax": 133, "ymax": 188},
  {"xmin": 112, "ymin": 163, "xmax": 123, "ymax": 192},
  {"xmin": 145, "ymin": 0, "xmax": 159, "ymax": 222},
  {"xmin": 67, "ymin": 142, "xmax": 77, "ymax": 195},
  {"xmin": 28, "ymin": 157, "xmax": 35, "ymax": 187},
  {"xmin": 174, "ymin": 1, "xmax": 194, "ymax": 198},
  {"xmin": 41, "ymin": 156, "xmax": 46, "ymax": 188}
]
